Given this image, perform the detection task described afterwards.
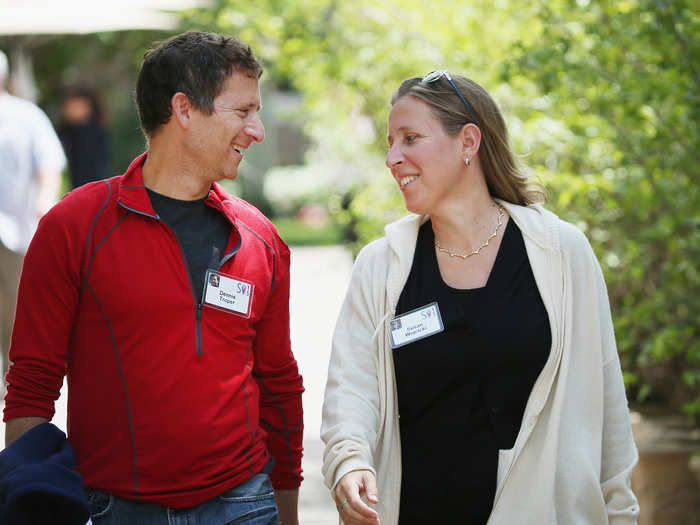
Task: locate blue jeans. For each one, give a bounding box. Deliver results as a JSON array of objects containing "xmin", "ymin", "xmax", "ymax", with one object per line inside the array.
[{"xmin": 86, "ymin": 472, "xmax": 279, "ymax": 525}]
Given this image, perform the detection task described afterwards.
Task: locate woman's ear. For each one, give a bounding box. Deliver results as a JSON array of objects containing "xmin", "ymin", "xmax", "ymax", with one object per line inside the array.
[
  {"xmin": 460, "ymin": 123, "xmax": 482, "ymax": 158},
  {"xmin": 171, "ymin": 92, "xmax": 193, "ymax": 130}
]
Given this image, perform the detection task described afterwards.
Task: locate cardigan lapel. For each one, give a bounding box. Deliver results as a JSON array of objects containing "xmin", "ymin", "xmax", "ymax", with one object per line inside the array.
[{"xmin": 384, "ymin": 213, "xmax": 425, "ymax": 314}]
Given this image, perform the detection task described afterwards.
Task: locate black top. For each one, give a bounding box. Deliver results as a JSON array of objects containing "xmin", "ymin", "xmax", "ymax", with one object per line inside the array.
[
  {"xmin": 58, "ymin": 120, "xmax": 110, "ymax": 188},
  {"xmin": 147, "ymin": 188, "xmax": 231, "ymax": 302},
  {"xmin": 393, "ymin": 218, "xmax": 551, "ymax": 524}
]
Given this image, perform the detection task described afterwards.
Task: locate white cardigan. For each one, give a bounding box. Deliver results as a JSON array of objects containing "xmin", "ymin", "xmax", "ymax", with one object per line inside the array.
[{"xmin": 321, "ymin": 201, "xmax": 639, "ymax": 524}]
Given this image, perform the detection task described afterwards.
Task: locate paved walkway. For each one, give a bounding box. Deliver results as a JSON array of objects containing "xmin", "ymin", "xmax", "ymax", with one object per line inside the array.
[
  {"xmin": 291, "ymin": 245, "xmax": 352, "ymax": 524},
  {"xmin": 1, "ymin": 245, "xmax": 352, "ymax": 524}
]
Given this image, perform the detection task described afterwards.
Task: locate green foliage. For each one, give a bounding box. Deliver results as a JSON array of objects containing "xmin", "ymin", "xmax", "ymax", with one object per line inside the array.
[
  {"xmin": 508, "ymin": 0, "xmax": 699, "ymax": 418},
  {"xmin": 272, "ymin": 216, "xmax": 344, "ymax": 246}
]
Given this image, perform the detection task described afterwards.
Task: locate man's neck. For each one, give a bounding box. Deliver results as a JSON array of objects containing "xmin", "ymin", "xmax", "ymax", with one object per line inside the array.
[{"xmin": 142, "ymin": 141, "xmax": 211, "ymax": 201}]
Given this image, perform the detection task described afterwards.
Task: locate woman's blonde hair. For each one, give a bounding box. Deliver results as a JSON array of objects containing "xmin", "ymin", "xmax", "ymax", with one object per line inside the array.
[{"xmin": 391, "ymin": 74, "xmax": 545, "ymax": 206}]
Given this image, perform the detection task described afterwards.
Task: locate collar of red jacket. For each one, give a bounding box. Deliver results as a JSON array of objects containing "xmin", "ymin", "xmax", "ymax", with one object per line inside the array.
[{"xmin": 117, "ymin": 152, "xmax": 237, "ymax": 222}]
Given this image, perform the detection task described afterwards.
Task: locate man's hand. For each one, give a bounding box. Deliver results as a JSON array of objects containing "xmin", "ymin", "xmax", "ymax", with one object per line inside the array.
[
  {"xmin": 274, "ymin": 488, "xmax": 299, "ymax": 525},
  {"xmin": 5, "ymin": 416, "xmax": 49, "ymax": 446},
  {"xmin": 334, "ymin": 469, "xmax": 380, "ymax": 525}
]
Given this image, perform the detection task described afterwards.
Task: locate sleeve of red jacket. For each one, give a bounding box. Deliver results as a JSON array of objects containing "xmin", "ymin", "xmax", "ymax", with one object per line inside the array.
[
  {"xmin": 252, "ymin": 231, "xmax": 304, "ymax": 489},
  {"xmin": 4, "ymin": 199, "xmax": 83, "ymax": 421}
]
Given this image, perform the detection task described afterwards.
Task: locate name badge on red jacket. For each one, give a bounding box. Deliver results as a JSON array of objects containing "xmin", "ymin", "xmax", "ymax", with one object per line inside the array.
[{"xmin": 203, "ymin": 269, "xmax": 254, "ymax": 318}]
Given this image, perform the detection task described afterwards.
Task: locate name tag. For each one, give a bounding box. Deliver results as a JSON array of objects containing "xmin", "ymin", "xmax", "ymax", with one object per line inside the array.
[
  {"xmin": 389, "ymin": 302, "xmax": 444, "ymax": 349},
  {"xmin": 203, "ymin": 270, "xmax": 254, "ymax": 318}
]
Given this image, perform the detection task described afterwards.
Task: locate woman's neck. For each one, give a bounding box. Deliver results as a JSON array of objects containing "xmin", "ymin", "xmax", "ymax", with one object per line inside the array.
[{"xmin": 430, "ymin": 187, "xmax": 501, "ymax": 253}]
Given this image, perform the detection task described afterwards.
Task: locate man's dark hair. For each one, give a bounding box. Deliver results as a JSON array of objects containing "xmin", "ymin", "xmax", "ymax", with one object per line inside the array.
[{"xmin": 136, "ymin": 31, "xmax": 263, "ymax": 137}]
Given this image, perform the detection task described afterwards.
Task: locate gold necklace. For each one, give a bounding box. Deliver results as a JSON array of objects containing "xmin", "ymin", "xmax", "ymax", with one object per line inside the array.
[{"xmin": 434, "ymin": 204, "xmax": 505, "ymax": 259}]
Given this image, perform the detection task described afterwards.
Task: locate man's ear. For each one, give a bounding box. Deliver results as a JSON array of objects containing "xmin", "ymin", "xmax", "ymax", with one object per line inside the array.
[
  {"xmin": 460, "ymin": 123, "xmax": 482, "ymax": 157},
  {"xmin": 171, "ymin": 92, "xmax": 193, "ymax": 130}
]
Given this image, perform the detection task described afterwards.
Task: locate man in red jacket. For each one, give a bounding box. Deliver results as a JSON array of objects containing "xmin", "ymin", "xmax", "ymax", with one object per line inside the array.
[{"xmin": 4, "ymin": 31, "xmax": 304, "ymax": 525}]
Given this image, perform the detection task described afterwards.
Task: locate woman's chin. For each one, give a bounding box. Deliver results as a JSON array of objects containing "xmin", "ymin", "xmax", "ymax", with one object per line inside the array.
[{"xmin": 403, "ymin": 199, "xmax": 426, "ymax": 215}]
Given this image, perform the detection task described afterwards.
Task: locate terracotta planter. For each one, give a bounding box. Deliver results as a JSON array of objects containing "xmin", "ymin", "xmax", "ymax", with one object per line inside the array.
[{"xmin": 630, "ymin": 408, "xmax": 700, "ymax": 525}]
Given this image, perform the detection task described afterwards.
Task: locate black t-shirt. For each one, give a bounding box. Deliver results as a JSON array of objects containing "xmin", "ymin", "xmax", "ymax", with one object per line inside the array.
[
  {"xmin": 147, "ymin": 188, "xmax": 231, "ymax": 302},
  {"xmin": 393, "ymin": 218, "xmax": 551, "ymax": 524}
]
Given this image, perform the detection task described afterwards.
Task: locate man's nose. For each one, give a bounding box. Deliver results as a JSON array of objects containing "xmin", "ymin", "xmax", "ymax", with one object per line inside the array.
[{"xmin": 246, "ymin": 114, "xmax": 265, "ymax": 143}]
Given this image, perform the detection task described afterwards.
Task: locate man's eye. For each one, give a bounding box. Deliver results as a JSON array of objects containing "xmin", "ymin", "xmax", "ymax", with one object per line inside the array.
[
  {"xmin": 236, "ymin": 109, "xmax": 249, "ymax": 116},
  {"xmin": 406, "ymin": 134, "xmax": 418, "ymax": 143}
]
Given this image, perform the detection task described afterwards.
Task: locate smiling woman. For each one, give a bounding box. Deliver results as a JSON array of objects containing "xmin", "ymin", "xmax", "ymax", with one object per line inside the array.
[{"xmin": 322, "ymin": 72, "xmax": 640, "ymax": 525}]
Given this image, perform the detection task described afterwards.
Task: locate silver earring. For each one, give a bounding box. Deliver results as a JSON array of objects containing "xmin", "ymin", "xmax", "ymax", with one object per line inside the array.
[{"xmin": 464, "ymin": 157, "xmax": 470, "ymax": 168}]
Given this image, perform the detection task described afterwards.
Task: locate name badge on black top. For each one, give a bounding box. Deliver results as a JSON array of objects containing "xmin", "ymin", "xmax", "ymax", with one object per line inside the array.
[
  {"xmin": 390, "ymin": 302, "xmax": 444, "ymax": 349},
  {"xmin": 203, "ymin": 269, "xmax": 254, "ymax": 318}
]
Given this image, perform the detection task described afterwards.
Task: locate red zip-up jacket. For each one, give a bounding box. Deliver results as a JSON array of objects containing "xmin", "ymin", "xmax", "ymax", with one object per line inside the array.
[{"xmin": 4, "ymin": 153, "xmax": 304, "ymax": 507}]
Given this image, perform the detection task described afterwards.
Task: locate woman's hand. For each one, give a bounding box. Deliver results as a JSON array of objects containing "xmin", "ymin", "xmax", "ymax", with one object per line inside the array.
[{"xmin": 334, "ymin": 469, "xmax": 380, "ymax": 525}]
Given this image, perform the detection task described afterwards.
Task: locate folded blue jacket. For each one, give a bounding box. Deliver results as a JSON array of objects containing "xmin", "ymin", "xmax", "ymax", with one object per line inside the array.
[{"xmin": 0, "ymin": 422, "xmax": 89, "ymax": 525}]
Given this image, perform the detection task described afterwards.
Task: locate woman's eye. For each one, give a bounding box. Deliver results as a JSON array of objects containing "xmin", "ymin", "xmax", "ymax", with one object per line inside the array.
[{"xmin": 405, "ymin": 134, "xmax": 418, "ymax": 143}]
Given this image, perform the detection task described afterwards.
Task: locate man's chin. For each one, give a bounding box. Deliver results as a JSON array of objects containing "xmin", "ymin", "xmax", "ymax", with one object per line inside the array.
[{"xmin": 218, "ymin": 171, "xmax": 239, "ymax": 182}]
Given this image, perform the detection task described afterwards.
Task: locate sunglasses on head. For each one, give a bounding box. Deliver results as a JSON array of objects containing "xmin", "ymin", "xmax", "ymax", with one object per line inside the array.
[{"xmin": 422, "ymin": 70, "xmax": 480, "ymax": 127}]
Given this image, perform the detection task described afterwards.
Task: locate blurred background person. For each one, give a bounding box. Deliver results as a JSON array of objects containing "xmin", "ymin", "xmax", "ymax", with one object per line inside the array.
[
  {"xmin": 57, "ymin": 86, "xmax": 110, "ymax": 189},
  {"xmin": 0, "ymin": 49, "xmax": 65, "ymax": 385}
]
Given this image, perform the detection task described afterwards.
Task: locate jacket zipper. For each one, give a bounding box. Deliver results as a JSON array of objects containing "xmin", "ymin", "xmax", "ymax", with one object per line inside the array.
[
  {"xmin": 169, "ymin": 231, "xmax": 203, "ymax": 357},
  {"xmin": 118, "ymin": 201, "xmax": 204, "ymax": 356},
  {"xmin": 195, "ymin": 302, "xmax": 203, "ymax": 356},
  {"xmin": 207, "ymin": 201, "xmax": 241, "ymax": 271}
]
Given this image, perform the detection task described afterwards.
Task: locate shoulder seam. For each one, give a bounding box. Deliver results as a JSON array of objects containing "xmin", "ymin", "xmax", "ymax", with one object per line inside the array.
[
  {"xmin": 236, "ymin": 218, "xmax": 278, "ymax": 290},
  {"xmin": 82, "ymin": 180, "xmax": 113, "ymax": 280}
]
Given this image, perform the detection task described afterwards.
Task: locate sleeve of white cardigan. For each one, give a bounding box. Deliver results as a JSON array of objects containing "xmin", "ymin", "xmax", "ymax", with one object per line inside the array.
[
  {"xmin": 321, "ymin": 241, "xmax": 385, "ymax": 490},
  {"xmin": 595, "ymin": 260, "xmax": 640, "ymax": 523},
  {"xmin": 570, "ymin": 225, "xmax": 640, "ymax": 523}
]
